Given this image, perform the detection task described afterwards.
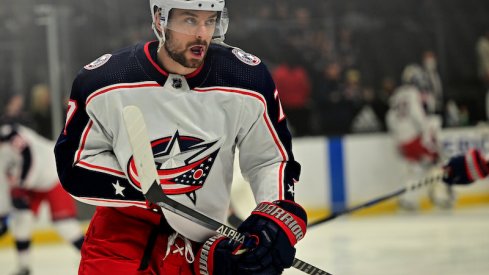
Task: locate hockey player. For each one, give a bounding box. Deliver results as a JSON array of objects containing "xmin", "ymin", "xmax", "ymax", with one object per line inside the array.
[
  {"xmin": 0, "ymin": 124, "xmax": 84, "ymax": 275},
  {"xmin": 442, "ymin": 148, "xmax": 489, "ymax": 185},
  {"xmin": 54, "ymin": 0, "xmax": 307, "ymax": 274},
  {"xmin": 386, "ymin": 64, "xmax": 453, "ymax": 211}
]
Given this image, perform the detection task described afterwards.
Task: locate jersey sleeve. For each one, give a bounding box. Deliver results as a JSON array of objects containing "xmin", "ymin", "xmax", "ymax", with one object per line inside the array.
[
  {"xmin": 236, "ymin": 64, "xmax": 300, "ymax": 203},
  {"xmin": 54, "ymin": 75, "xmax": 146, "ymax": 208}
]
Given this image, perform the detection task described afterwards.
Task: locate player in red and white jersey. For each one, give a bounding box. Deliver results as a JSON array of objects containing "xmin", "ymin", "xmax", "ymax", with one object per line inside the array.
[
  {"xmin": 0, "ymin": 124, "xmax": 84, "ymax": 275},
  {"xmin": 386, "ymin": 64, "xmax": 453, "ymax": 211},
  {"xmin": 54, "ymin": 0, "xmax": 307, "ymax": 274}
]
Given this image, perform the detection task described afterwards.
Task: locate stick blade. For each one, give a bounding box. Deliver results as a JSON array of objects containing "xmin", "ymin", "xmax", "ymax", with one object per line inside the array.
[{"xmin": 122, "ymin": 105, "xmax": 158, "ymax": 194}]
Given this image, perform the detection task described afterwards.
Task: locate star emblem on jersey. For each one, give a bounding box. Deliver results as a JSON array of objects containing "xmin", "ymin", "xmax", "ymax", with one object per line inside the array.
[
  {"xmin": 288, "ymin": 184, "xmax": 295, "ymax": 196},
  {"xmin": 127, "ymin": 131, "xmax": 221, "ymax": 205},
  {"xmin": 112, "ymin": 180, "xmax": 126, "ymax": 197}
]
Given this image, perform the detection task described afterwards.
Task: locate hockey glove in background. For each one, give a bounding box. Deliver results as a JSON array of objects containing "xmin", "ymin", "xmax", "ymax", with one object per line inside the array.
[
  {"xmin": 10, "ymin": 188, "xmax": 31, "ymax": 210},
  {"xmin": 235, "ymin": 200, "xmax": 307, "ymax": 274},
  {"xmin": 443, "ymin": 149, "xmax": 489, "ymax": 185},
  {"xmin": 0, "ymin": 215, "xmax": 8, "ymax": 236}
]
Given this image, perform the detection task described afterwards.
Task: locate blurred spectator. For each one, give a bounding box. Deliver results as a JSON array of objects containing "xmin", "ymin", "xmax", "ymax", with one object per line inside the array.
[
  {"xmin": 312, "ymin": 61, "xmax": 343, "ymax": 134},
  {"xmin": 343, "ymin": 69, "xmax": 362, "ymax": 102},
  {"xmin": 351, "ymin": 87, "xmax": 383, "ymax": 133},
  {"xmin": 477, "ymin": 30, "xmax": 489, "ymax": 120},
  {"xmin": 29, "ymin": 84, "xmax": 52, "ymax": 139},
  {"xmin": 444, "ymin": 99, "xmax": 470, "ymax": 127},
  {"xmin": 374, "ymin": 76, "xmax": 397, "ymax": 130},
  {"xmin": 476, "ymin": 30, "xmax": 489, "ymax": 89},
  {"xmin": 338, "ymin": 28, "xmax": 357, "ymax": 70},
  {"xmin": 445, "ymin": 99, "xmax": 462, "ymax": 127},
  {"xmin": 422, "ymin": 50, "xmax": 443, "ymax": 113},
  {"xmin": 272, "ymin": 55, "xmax": 312, "ymax": 137},
  {"xmin": 0, "ymin": 94, "xmax": 32, "ymax": 126},
  {"xmin": 459, "ymin": 104, "xmax": 470, "ymax": 126}
]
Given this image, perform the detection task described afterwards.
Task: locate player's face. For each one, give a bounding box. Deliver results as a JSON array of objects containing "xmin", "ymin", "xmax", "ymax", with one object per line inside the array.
[{"xmin": 164, "ymin": 9, "xmax": 217, "ymax": 68}]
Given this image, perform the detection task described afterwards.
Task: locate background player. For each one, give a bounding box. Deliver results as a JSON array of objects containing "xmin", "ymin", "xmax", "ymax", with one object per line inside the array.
[
  {"xmin": 54, "ymin": 0, "xmax": 307, "ymax": 274},
  {"xmin": 0, "ymin": 123, "xmax": 84, "ymax": 275},
  {"xmin": 386, "ymin": 64, "xmax": 453, "ymax": 211},
  {"xmin": 443, "ymin": 148, "xmax": 489, "ymax": 186}
]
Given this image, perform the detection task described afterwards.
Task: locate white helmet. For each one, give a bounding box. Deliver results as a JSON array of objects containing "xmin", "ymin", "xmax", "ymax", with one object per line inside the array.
[
  {"xmin": 401, "ymin": 64, "xmax": 431, "ymax": 91},
  {"xmin": 150, "ymin": 0, "xmax": 228, "ymax": 44},
  {"xmin": 402, "ymin": 64, "xmax": 436, "ymax": 113}
]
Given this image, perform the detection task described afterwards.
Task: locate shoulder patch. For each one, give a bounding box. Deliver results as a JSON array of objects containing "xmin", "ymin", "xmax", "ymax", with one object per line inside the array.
[
  {"xmin": 232, "ymin": 48, "xmax": 261, "ymax": 66},
  {"xmin": 84, "ymin": 54, "xmax": 112, "ymax": 70}
]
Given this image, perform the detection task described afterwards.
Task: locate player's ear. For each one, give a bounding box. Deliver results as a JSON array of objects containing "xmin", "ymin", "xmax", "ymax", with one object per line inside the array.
[{"xmin": 153, "ymin": 9, "xmax": 163, "ymax": 34}]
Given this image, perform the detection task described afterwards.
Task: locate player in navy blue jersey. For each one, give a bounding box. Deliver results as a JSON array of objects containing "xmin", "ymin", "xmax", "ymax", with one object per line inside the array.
[
  {"xmin": 442, "ymin": 148, "xmax": 489, "ymax": 185},
  {"xmin": 54, "ymin": 0, "xmax": 307, "ymax": 274}
]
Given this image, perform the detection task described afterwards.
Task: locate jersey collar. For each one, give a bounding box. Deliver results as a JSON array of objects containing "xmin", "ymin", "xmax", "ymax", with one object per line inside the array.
[{"xmin": 136, "ymin": 41, "xmax": 210, "ymax": 89}]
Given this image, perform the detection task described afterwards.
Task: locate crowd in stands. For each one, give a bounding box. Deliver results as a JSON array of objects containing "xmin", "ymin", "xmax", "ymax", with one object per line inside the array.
[
  {"xmin": 1, "ymin": 0, "xmax": 489, "ymax": 138},
  {"xmin": 223, "ymin": 0, "xmax": 489, "ymax": 136}
]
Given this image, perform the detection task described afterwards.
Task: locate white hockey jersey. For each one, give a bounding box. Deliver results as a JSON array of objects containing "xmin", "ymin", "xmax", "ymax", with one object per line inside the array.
[
  {"xmin": 386, "ymin": 85, "xmax": 430, "ymax": 144},
  {"xmin": 0, "ymin": 125, "xmax": 59, "ymax": 214},
  {"xmin": 54, "ymin": 41, "xmax": 300, "ymax": 241},
  {"xmin": 386, "ymin": 84, "xmax": 442, "ymax": 155}
]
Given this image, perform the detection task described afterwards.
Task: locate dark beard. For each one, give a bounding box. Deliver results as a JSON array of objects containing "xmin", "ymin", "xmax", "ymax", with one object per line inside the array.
[{"xmin": 164, "ymin": 31, "xmax": 207, "ymax": 69}]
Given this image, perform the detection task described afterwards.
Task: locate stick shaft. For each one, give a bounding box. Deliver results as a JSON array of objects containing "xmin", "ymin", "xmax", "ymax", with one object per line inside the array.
[{"xmin": 308, "ymin": 172, "xmax": 443, "ymax": 227}]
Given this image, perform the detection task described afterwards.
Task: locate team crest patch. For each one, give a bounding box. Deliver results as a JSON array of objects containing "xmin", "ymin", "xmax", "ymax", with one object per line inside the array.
[
  {"xmin": 127, "ymin": 131, "xmax": 221, "ymax": 205},
  {"xmin": 232, "ymin": 48, "xmax": 261, "ymax": 66},
  {"xmin": 84, "ymin": 54, "xmax": 112, "ymax": 70}
]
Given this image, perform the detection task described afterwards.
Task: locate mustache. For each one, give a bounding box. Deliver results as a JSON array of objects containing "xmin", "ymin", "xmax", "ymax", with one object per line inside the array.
[{"xmin": 187, "ymin": 39, "xmax": 208, "ymax": 48}]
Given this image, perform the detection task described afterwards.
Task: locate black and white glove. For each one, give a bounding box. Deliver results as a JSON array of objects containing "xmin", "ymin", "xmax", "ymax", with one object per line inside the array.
[
  {"xmin": 0, "ymin": 215, "xmax": 8, "ymax": 237},
  {"xmin": 443, "ymin": 149, "xmax": 489, "ymax": 185},
  {"xmin": 195, "ymin": 200, "xmax": 307, "ymax": 275}
]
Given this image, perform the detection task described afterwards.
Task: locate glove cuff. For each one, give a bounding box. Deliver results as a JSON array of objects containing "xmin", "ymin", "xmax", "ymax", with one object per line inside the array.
[
  {"xmin": 465, "ymin": 149, "xmax": 489, "ymax": 181},
  {"xmin": 251, "ymin": 200, "xmax": 307, "ymax": 245},
  {"xmin": 195, "ymin": 235, "xmax": 224, "ymax": 275}
]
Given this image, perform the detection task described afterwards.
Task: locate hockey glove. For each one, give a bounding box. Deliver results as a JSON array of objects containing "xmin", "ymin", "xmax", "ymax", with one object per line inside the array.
[
  {"xmin": 235, "ymin": 200, "xmax": 307, "ymax": 274},
  {"xmin": 0, "ymin": 215, "xmax": 8, "ymax": 236},
  {"xmin": 195, "ymin": 234, "xmax": 249, "ymax": 275},
  {"xmin": 11, "ymin": 188, "xmax": 31, "ymax": 210},
  {"xmin": 443, "ymin": 149, "xmax": 489, "ymax": 185}
]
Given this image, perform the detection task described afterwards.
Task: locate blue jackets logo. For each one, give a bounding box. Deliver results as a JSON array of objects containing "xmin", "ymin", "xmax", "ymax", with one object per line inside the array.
[{"xmin": 128, "ymin": 131, "xmax": 220, "ymax": 204}]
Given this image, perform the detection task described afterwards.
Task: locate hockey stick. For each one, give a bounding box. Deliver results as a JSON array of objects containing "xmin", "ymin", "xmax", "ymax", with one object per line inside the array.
[
  {"xmin": 122, "ymin": 105, "xmax": 331, "ymax": 275},
  {"xmin": 308, "ymin": 171, "xmax": 444, "ymax": 227}
]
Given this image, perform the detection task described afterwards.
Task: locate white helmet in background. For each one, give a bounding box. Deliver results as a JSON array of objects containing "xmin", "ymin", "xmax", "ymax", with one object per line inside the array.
[
  {"xmin": 402, "ymin": 63, "xmax": 436, "ymax": 113},
  {"xmin": 149, "ymin": 0, "xmax": 228, "ymax": 44},
  {"xmin": 401, "ymin": 64, "xmax": 431, "ymax": 91}
]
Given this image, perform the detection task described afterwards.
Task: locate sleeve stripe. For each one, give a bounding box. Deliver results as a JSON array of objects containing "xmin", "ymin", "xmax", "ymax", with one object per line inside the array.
[
  {"xmin": 76, "ymin": 160, "xmax": 126, "ymax": 177},
  {"xmin": 74, "ymin": 196, "xmax": 147, "ymax": 207},
  {"xmin": 75, "ymin": 120, "xmax": 93, "ymax": 163}
]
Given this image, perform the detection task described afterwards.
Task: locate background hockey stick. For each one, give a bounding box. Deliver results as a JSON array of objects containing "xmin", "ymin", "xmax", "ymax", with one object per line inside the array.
[
  {"xmin": 122, "ymin": 105, "xmax": 331, "ymax": 275},
  {"xmin": 308, "ymin": 170, "xmax": 444, "ymax": 227}
]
